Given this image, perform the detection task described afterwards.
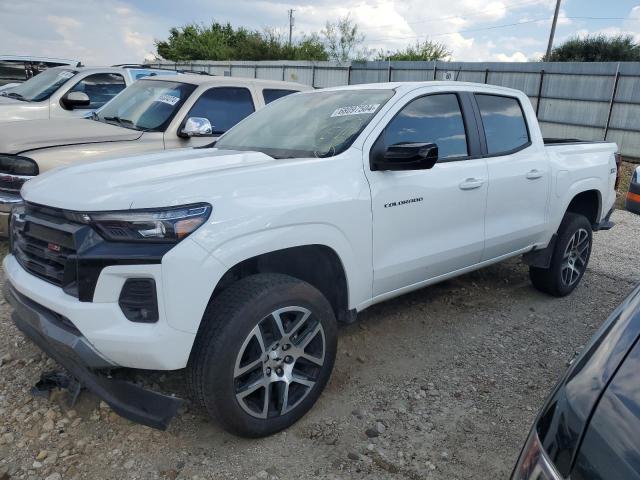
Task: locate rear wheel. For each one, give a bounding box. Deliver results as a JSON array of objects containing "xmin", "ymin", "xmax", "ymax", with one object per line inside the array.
[
  {"xmin": 188, "ymin": 273, "xmax": 337, "ymax": 437},
  {"xmin": 530, "ymin": 213, "xmax": 593, "ymax": 297}
]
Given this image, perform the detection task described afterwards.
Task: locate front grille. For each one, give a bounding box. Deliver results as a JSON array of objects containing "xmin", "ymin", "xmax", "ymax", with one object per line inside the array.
[
  {"xmin": 11, "ymin": 205, "xmax": 78, "ymax": 287},
  {"xmin": 0, "ymin": 173, "xmax": 32, "ymax": 193}
]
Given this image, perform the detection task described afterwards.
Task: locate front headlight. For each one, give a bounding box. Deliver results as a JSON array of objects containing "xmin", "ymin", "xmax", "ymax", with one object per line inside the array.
[
  {"xmin": 89, "ymin": 203, "xmax": 211, "ymax": 243},
  {"xmin": 511, "ymin": 428, "xmax": 561, "ymax": 480},
  {"xmin": 0, "ymin": 154, "xmax": 38, "ymax": 176}
]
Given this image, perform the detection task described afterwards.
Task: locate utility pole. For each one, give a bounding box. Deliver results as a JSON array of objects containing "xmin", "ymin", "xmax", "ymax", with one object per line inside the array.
[
  {"xmin": 545, "ymin": 0, "xmax": 562, "ymax": 61},
  {"xmin": 288, "ymin": 9, "xmax": 295, "ymax": 46}
]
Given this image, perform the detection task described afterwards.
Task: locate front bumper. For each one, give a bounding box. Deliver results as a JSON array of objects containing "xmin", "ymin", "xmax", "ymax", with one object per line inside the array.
[
  {"xmin": 5, "ymin": 281, "xmax": 114, "ymax": 368},
  {"xmin": 3, "ymin": 254, "xmax": 198, "ymax": 370},
  {"xmin": 4, "ymin": 281, "xmax": 183, "ymax": 430},
  {"xmin": 0, "ymin": 190, "xmax": 22, "ymax": 237}
]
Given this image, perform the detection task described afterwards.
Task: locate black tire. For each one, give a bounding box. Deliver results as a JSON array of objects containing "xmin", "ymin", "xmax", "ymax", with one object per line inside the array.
[
  {"xmin": 187, "ymin": 273, "xmax": 338, "ymax": 437},
  {"xmin": 530, "ymin": 213, "xmax": 593, "ymax": 297}
]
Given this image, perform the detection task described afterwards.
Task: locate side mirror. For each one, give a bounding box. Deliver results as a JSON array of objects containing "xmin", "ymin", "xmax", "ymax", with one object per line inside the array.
[
  {"xmin": 179, "ymin": 117, "xmax": 213, "ymax": 138},
  {"xmin": 61, "ymin": 91, "xmax": 90, "ymax": 109},
  {"xmin": 371, "ymin": 142, "xmax": 439, "ymax": 171}
]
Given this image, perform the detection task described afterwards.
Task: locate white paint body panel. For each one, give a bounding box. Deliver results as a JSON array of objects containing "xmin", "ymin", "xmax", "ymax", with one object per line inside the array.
[{"xmin": 8, "ymin": 81, "xmax": 618, "ymax": 370}]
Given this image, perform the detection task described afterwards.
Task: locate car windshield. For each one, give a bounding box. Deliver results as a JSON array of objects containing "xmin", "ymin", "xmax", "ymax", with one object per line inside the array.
[
  {"xmin": 93, "ymin": 79, "xmax": 196, "ymax": 132},
  {"xmin": 1, "ymin": 68, "xmax": 77, "ymax": 102},
  {"xmin": 216, "ymin": 89, "xmax": 395, "ymax": 158}
]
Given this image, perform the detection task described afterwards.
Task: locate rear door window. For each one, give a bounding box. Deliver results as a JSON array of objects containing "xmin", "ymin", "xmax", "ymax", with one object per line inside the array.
[
  {"xmin": 475, "ymin": 94, "xmax": 530, "ymax": 155},
  {"xmin": 186, "ymin": 87, "xmax": 255, "ymax": 135},
  {"xmin": 263, "ymin": 89, "xmax": 299, "ymax": 104},
  {"xmin": 69, "ymin": 73, "xmax": 126, "ymax": 109}
]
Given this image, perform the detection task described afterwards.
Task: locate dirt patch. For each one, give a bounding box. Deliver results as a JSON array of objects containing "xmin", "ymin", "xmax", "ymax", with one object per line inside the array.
[{"xmin": 0, "ymin": 210, "xmax": 638, "ymax": 480}]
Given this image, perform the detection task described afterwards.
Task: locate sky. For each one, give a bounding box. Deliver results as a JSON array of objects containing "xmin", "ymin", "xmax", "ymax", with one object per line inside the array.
[{"xmin": 1, "ymin": 0, "xmax": 639, "ymax": 64}]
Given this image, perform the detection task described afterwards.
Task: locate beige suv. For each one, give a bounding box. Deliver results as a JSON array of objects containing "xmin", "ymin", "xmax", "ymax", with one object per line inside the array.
[{"xmin": 0, "ymin": 74, "xmax": 309, "ymax": 235}]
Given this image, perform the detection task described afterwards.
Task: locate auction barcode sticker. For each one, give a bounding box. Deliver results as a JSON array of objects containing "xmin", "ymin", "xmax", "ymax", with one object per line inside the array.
[
  {"xmin": 156, "ymin": 94, "xmax": 180, "ymax": 106},
  {"xmin": 57, "ymin": 71, "xmax": 75, "ymax": 79},
  {"xmin": 331, "ymin": 104, "xmax": 380, "ymax": 117}
]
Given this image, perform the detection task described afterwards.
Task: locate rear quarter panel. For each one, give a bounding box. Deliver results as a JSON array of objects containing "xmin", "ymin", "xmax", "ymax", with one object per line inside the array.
[{"xmin": 544, "ymin": 142, "xmax": 617, "ymax": 240}]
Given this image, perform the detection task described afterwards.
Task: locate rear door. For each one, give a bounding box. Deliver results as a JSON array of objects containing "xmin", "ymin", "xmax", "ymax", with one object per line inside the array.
[
  {"xmin": 364, "ymin": 89, "xmax": 488, "ymax": 297},
  {"xmin": 474, "ymin": 93, "xmax": 549, "ymax": 260}
]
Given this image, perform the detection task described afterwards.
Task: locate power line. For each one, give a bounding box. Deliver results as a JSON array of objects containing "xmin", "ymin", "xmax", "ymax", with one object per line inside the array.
[
  {"xmin": 400, "ymin": 0, "xmax": 550, "ymax": 27},
  {"xmin": 367, "ymin": 18, "xmax": 548, "ymax": 42},
  {"xmin": 367, "ymin": 15, "xmax": 633, "ymax": 43}
]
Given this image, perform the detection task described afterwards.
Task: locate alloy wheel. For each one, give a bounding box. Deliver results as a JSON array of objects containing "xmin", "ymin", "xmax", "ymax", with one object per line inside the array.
[
  {"xmin": 233, "ymin": 306, "xmax": 326, "ymax": 419},
  {"xmin": 561, "ymin": 228, "xmax": 590, "ymax": 287}
]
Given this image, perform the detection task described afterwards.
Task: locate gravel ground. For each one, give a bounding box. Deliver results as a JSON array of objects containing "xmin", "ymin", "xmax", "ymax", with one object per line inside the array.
[{"xmin": 0, "ymin": 209, "xmax": 638, "ymax": 480}]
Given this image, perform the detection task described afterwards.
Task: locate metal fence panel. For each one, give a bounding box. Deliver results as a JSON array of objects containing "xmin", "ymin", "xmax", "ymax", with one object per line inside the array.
[
  {"xmin": 538, "ymin": 98, "xmax": 610, "ymax": 129},
  {"xmin": 539, "ymin": 122, "xmax": 603, "ymax": 141},
  {"xmin": 487, "ymin": 71, "xmax": 540, "ymax": 96},
  {"xmin": 609, "ymin": 103, "xmax": 640, "ymax": 132},
  {"xmin": 542, "ymin": 73, "xmax": 615, "ymax": 102}
]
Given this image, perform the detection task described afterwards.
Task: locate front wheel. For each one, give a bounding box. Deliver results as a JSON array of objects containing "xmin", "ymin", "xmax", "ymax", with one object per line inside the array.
[
  {"xmin": 188, "ymin": 273, "xmax": 337, "ymax": 437},
  {"xmin": 530, "ymin": 213, "xmax": 593, "ymax": 297}
]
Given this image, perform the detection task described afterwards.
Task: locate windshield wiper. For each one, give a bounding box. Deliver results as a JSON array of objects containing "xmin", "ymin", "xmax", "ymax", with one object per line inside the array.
[
  {"xmin": 89, "ymin": 111, "xmax": 99, "ymax": 121},
  {"xmin": 103, "ymin": 115, "xmax": 139, "ymax": 130},
  {"xmin": 1, "ymin": 92, "xmax": 27, "ymax": 102}
]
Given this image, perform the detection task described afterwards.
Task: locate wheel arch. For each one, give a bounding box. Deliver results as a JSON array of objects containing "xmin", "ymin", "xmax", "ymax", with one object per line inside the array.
[
  {"xmin": 565, "ymin": 189, "xmax": 602, "ymax": 226},
  {"xmin": 209, "ymin": 244, "xmax": 353, "ymax": 324}
]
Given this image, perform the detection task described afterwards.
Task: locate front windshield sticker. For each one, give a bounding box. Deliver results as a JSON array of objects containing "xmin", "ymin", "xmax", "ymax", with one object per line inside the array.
[
  {"xmin": 330, "ymin": 104, "xmax": 380, "ymax": 117},
  {"xmin": 57, "ymin": 71, "xmax": 74, "ymax": 79},
  {"xmin": 155, "ymin": 94, "xmax": 180, "ymax": 106}
]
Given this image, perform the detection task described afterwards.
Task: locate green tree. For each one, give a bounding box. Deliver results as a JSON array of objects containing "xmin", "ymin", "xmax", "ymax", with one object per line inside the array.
[
  {"xmin": 548, "ymin": 34, "xmax": 640, "ymax": 62},
  {"xmin": 155, "ymin": 22, "xmax": 328, "ymax": 61},
  {"xmin": 376, "ymin": 39, "xmax": 451, "ymax": 61},
  {"xmin": 321, "ymin": 14, "xmax": 365, "ymax": 63}
]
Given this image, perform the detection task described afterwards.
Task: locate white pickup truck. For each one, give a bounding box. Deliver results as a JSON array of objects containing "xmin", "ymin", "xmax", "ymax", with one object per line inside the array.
[{"xmin": 3, "ymin": 82, "xmax": 619, "ymax": 437}]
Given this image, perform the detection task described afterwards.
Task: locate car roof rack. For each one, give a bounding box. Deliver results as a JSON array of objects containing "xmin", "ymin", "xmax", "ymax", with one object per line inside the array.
[
  {"xmin": 111, "ymin": 64, "xmax": 214, "ymax": 76},
  {"xmin": 176, "ymin": 69, "xmax": 213, "ymax": 76}
]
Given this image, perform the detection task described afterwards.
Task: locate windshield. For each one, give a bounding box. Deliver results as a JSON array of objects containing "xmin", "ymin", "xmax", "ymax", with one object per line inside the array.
[
  {"xmin": 1, "ymin": 68, "xmax": 77, "ymax": 102},
  {"xmin": 93, "ymin": 80, "xmax": 196, "ymax": 132},
  {"xmin": 216, "ymin": 89, "xmax": 395, "ymax": 158}
]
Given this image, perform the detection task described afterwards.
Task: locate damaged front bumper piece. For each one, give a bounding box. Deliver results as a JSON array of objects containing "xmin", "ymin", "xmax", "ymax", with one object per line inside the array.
[{"xmin": 4, "ymin": 283, "xmax": 182, "ymax": 430}]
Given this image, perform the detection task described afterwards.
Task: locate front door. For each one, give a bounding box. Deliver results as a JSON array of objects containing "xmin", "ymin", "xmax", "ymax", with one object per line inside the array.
[
  {"xmin": 365, "ymin": 92, "xmax": 488, "ymax": 297},
  {"xmin": 164, "ymin": 86, "xmax": 257, "ymax": 149}
]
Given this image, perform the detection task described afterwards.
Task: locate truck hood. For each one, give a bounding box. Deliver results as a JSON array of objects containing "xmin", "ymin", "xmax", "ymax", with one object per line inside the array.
[
  {"xmin": 0, "ymin": 118, "xmax": 143, "ymax": 154},
  {"xmin": 22, "ymin": 148, "xmax": 277, "ymax": 211}
]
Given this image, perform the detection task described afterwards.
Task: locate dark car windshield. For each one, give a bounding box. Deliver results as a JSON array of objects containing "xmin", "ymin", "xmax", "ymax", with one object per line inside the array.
[
  {"xmin": 1, "ymin": 68, "xmax": 77, "ymax": 102},
  {"xmin": 216, "ymin": 89, "xmax": 395, "ymax": 158},
  {"xmin": 93, "ymin": 80, "xmax": 196, "ymax": 132}
]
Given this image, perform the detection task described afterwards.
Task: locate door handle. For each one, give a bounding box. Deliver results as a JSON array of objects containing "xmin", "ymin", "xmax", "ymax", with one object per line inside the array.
[
  {"xmin": 526, "ymin": 169, "xmax": 544, "ymax": 180},
  {"xmin": 459, "ymin": 178, "xmax": 485, "ymax": 190}
]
